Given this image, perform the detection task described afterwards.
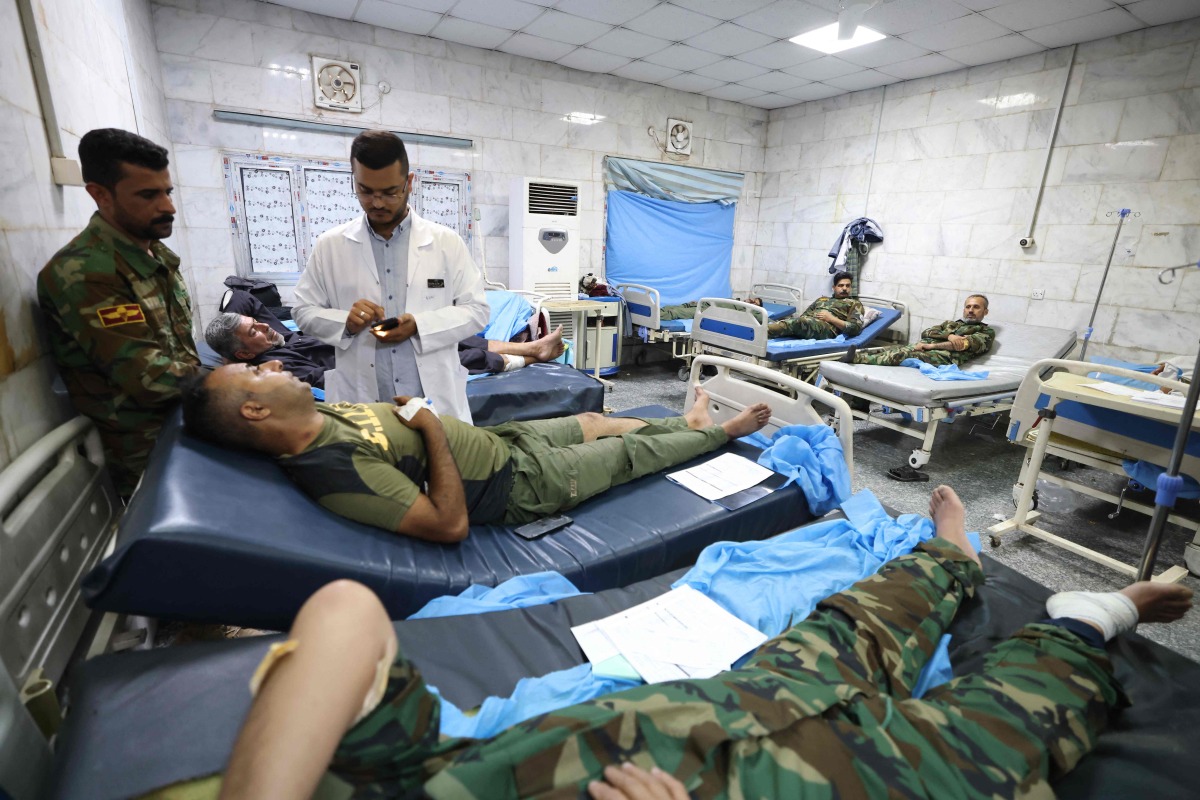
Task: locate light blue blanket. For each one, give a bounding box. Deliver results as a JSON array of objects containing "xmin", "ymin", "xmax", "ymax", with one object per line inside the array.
[
  {"xmin": 767, "ymin": 333, "xmax": 847, "ymax": 353},
  {"xmin": 900, "ymin": 358, "xmax": 989, "ymax": 381},
  {"xmin": 743, "ymin": 424, "xmax": 850, "ymax": 516},
  {"xmin": 482, "ymin": 290, "xmax": 535, "ymax": 342},
  {"xmin": 420, "ymin": 490, "xmax": 978, "ymax": 739}
]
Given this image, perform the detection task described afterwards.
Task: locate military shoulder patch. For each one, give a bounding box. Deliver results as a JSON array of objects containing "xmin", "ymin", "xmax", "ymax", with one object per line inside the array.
[{"xmin": 97, "ymin": 303, "xmax": 146, "ymax": 327}]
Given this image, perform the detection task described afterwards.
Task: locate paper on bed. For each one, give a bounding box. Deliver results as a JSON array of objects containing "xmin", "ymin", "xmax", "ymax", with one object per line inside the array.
[
  {"xmin": 570, "ymin": 585, "xmax": 768, "ymax": 684},
  {"xmin": 666, "ymin": 453, "xmax": 775, "ymax": 501},
  {"xmin": 1082, "ymin": 381, "xmax": 1146, "ymax": 397}
]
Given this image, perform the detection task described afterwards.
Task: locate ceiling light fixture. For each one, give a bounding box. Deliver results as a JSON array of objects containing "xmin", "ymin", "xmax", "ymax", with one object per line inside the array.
[
  {"xmin": 791, "ymin": 22, "xmax": 885, "ymax": 54},
  {"xmin": 563, "ymin": 112, "xmax": 604, "ymax": 125}
]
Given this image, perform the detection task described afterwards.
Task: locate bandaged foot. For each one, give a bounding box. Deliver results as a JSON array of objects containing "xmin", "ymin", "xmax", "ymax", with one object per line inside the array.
[
  {"xmin": 502, "ymin": 355, "xmax": 526, "ymax": 372},
  {"xmin": 1046, "ymin": 592, "xmax": 1139, "ymax": 641}
]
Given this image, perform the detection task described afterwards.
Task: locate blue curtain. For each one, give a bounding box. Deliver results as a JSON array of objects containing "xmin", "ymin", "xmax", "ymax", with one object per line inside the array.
[{"xmin": 604, "ymin": 189, "xmax": 733, "ymax": 305}]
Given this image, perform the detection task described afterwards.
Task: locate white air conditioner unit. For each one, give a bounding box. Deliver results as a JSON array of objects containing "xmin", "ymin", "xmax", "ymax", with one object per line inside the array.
[{"xmin": 509, "ymin": 178, "xmax": 581, "ymax": 301}]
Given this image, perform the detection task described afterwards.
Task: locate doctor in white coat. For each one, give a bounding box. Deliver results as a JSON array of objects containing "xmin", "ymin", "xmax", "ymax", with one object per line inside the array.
[{"xmin": 292, "ymin": 131, "xmax": 488, "ymax": 422}]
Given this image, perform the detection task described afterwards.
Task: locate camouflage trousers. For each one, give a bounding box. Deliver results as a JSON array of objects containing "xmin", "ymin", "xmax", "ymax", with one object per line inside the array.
[
  {"xmin": 767, "ymin": 314, "xmax": 838, "ymax": 340},
  {"xmin": 331, "ymin": 540, "xmax": 1125, "ymax": 799},
  {"xmin": 853, "ymin": 345, "xmax": 970, "ymax": 367},
  {"xmin": 659, "ymin": 302, "xmax": 699, "ymax": 321}
]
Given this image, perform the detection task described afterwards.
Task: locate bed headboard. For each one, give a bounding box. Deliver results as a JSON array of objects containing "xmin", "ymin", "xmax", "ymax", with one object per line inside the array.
[
  {"xmin": 751, "ymin": 282, "xmax": 804, "ymax": 308},
  {"xmin": 856, "ymin": 295, "xmax": 909, "ymax": 344}
]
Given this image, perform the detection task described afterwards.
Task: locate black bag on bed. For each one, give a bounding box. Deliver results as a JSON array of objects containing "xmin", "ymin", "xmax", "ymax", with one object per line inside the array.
[{"xmin": 223, "ymin": 276, "xmax": 290, "ymax": 321}]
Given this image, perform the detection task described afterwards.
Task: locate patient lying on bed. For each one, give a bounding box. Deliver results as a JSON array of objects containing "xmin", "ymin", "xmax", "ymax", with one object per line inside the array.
[
  {"xmin": 207, "ymin": 307, "xmax": 567, "ymax": 387},
  {"xmin": 179, "ymin": 486, "xmax": 1192, "ymax": 800},
  {"xmin": 848, "ymin": 293, "xmax": 995, "ymax": 367},
  {"xmin": 181, "ymin": 365, "xmax": 771, "ymax": 542}
]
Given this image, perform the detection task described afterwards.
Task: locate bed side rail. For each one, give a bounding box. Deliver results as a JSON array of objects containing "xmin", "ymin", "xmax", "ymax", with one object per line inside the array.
[
  {"xmin": 1006, "ymin": 358, "xmax": 1188, "ymax": 443},
  {"xmin": 509, "ymin": 289, "xmax": 550, "ymax": 340},
  {"xmin": 614, "ymin": 282, "xmax": 660, "ymax": 329},
  {"xmin": 751, "ymin": 282, "xmax": 804, "ymax": 308},
  {"xmin": 0, "ymin": 416, "xmax": 118, "ymax": 798},
  {"xmin": 692, "ymin": 298, "xmax": 771, "ymax": 358},
  {"xmin": 687, "ymin": 354, "xmax": 854, "ymax": 476}
]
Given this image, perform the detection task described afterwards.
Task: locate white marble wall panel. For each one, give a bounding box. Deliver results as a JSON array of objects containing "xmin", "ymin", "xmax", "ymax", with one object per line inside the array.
[
  {"xmin": 954, "ymin": 114, "xmax": 1030, "ymax": 155},
  {"xmin": 918, "ymin": 155, "xmax": 988, "ymax": 192},
  {"xmin": 926, "ymin": 81, "xmax": 1000, "ymax": 126},
  {"xmin": 879, "ymin": 92, "xmax": 930, "ymax": 132},
  {"xmin": 1077, "ymin": 42, "xmax": 1194, "ymax": 103},
  {"xmin": 1060, "ymin": 139, "xmax": 1170, "ymax": 184},
  {"xmin": 1133, "ymin": 224, "xmax": 1200, "ymax": 267},
  {"xmin": 906, "ymin": 224, "xmax": 972, "ymax": 257},
  {"xmin": 1162, "ymin": 132, "xmax": 1200, "ymax": 179},
  {"xmin": 928, "ymin": 255, "xmax": 998, "ymax": 291},
  {"xmin": 1118, "ymin": 88, "xmax": 1200, "ymax": 141},
  {"xmin": 381, "ymin": 90, "xmax": 451, "ymax": 133},
  {"xmin": 1114, "ymin": 307, "xmax": 1195, "ymax": 351}
]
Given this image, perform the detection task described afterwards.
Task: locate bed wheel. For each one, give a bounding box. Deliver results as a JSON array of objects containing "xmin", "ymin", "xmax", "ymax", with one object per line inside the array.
[
  {"xmin": 677, "ymin": 367, "xmax": 690, "ymax": 381},
  {"xmin": 1011, "ymin": 486, "xmax": 1039, "ymax": 510},
  {"xmin": 908, "ymin": 451, "xmax": 930, "ymax": 469}
]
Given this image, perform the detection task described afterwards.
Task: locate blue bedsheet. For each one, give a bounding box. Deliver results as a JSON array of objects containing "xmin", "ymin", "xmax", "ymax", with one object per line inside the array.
[
  {"xmin": 482, "ymin": 290, "xmax": 535, "ymax": 342},
  {"xmin": 423, "ymin": 489, "xmax": 978, "ymax": 739},
  {"xmin": 746, "ymin": 424, "xmax": 850, "ymax": 516},
  {"xmin": 900, "ymin": 359, "xmax": 990, "ymax": 380}
]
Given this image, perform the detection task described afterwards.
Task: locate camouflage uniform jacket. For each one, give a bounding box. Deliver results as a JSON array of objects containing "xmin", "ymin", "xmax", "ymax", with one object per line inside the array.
[
  {"xmin": 920, "ymin": 318, "xmax": 995, "ymax": 356},
  {"xmin": 37, "ymin": 212, "xmax": 200, "ymax": 496},
  {"xmin": 803, "ymin": 296, "xmax": 866, "ymax": 337}
]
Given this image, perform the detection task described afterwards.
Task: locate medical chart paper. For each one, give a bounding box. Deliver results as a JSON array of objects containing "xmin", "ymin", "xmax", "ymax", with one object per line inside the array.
[
  {"xmin": 666, "ymin": 453, "xmax": 775, "ymax": 501},
  {"xmin": 570, "ymin": 586, "xmax": 768, "ymax": 684},
  {"xmin": 1081, "ymin": 382, "xmax": 1146, "ymax": 398}
]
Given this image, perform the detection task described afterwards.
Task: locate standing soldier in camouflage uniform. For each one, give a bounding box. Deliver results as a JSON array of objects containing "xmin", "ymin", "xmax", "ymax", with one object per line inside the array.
[
  {"xmin": 201, "ymin": 487, "xmax": 1191, "ymax": 800},
  {"xmin": 852, "ymin": 294, "xmax": 993, "ymax": 367},
  {"xmin": 37, "ymin": 129, "xmax": 199, "ymax": 499},
  {"xmin": 767, "ymin": 271, "xmax": 864, "ymax": 340}
]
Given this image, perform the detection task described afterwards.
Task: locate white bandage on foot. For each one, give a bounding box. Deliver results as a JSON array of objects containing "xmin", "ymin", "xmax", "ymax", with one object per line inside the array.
[
  {"xmin": 1046, "ymin": 591, "xmax": 1139, "ymax": 641},
  {"xmin": 502, "ymin": 355, "xmax": 526, "ymax": 372}
]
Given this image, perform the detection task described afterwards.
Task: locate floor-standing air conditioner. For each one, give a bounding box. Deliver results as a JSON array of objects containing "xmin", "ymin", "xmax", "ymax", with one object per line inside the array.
[{"xmin": 509, "ymin": 177, "xmax": 583, "ymax": 341}]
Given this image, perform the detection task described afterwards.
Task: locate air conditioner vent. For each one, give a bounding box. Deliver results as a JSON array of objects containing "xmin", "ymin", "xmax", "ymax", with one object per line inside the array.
[{"xmin": 527, "ymin": 182, "xmax": 578, "ymax": 216}]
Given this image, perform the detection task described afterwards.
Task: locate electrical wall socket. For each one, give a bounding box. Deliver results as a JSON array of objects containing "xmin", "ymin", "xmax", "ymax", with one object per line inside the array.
[{"xmin": 1031, "ymin": 289, "xmax": 1045, "ymax": 300}]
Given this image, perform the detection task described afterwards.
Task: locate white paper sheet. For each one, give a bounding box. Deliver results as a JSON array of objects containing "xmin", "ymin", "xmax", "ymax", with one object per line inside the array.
[
  {"xmin": 1130, "ymin": 391, "xmax": 1188, "ymax": 409},
  {"xmin": 570, "ymin": 586, "xmax": 767, "ymax": 684},
  {"xmin": 666, "ymin": 453, "xmax": 774, "ymax": 501},
  {"xmin": 1081, "ymin": 381, "xmax": 1145, "ymax": 398}
]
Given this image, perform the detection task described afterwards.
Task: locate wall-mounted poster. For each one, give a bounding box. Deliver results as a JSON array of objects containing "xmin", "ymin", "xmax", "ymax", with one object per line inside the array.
[
  {"xmin": 240, "ymin": 167, "xmax": 299, "ymax": 273},
  {"xmin": 303, "ymin": 168, "xmax": 360, "ymax": 252}
]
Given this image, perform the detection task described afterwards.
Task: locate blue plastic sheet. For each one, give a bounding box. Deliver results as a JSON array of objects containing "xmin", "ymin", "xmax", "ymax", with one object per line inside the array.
[
  {"xmin": 1122, "ymin": 460, "xmax": 1200, "ymax": 500},
  {"xmin": 1087, "ymin": 356, "xmax": 1161, "ymax": 391},
  {"xmin": 408, "ymin": 572, "xmax": 584, "ymax": 619},
  {"xmin": 900, "ymin": 359, "xmax": 989, "ymax": 381},
  {"xmin": 768, "ymin": 333, "xmax": 848, "ymax": 352},
  {"xmin": 742, "ymin": 424, "xmax": 850, "ymax": 516},
  {"xmin": 422, "ymin": 489, "xmax": 979, "ymax": 739},
  {"xmin": 482, "ymin": 290, "xmax": 535, "ymax": 342},
  {"xmin": 604, "ymin": 190, "xmax": 733, "ymax": 306}
]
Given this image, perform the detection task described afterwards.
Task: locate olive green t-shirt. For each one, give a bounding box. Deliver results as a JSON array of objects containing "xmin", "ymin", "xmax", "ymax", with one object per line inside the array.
[{"xmin": 279, "ymin": 403, "xmax": 512, "ymax": 531}]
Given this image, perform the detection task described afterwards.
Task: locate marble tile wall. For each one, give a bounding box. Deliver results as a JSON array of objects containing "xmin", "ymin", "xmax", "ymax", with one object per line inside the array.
[
  {"xmin": 150, "ymin": 0, "xmax": 769, "ymax": 325},
  {"xmin": 0, "ymin": 0, "xmax": 173, "ymax": 472},
  {"xmin": 762, "ymin": 18, "xmax": 1200, "ymax": 363}
]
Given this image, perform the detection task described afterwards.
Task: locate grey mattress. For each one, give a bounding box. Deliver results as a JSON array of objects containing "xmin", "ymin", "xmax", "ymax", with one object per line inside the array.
[{"xmin": 817, "ymin": 322, "xmax": 1077, "ymax": 407}]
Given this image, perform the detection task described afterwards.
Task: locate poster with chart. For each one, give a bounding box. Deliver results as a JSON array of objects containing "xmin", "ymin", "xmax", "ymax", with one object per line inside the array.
[
  {"xmin": 304, "ymin": 168, "xmax": 360, "ymax": 251},
  {"xmin": 414, "ymin": 171, "xmax": 470, "ymax": 242},
  {"xmin": 241, "ymin": 167, "xmax": 299, "ymax": 273}
]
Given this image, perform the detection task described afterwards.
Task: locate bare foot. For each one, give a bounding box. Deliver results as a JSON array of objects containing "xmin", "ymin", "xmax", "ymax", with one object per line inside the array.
[
  {"xmin": 684, "ymin": 386, "xmax": 715, "ymax": 430},
  {"xmin": 1120, "ymin": 582, "xmax": 1193, "ymax": 624},
  {"xmin": 928, "ymin": 485, "xmax": 981, "ymax": 568},
  {"xmin": 531, "ymin": 326, "xmax": 565, "ymax": 362},
  {"xmin": 720, "ymin": 403, "xmax": 772, "ymax": 438}
]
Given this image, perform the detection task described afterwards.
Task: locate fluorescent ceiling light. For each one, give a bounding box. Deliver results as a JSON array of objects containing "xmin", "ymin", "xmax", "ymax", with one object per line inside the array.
[
  {"xmin": 563, "ymin": 112, "xmax": 604, "ymax": 125},
  {"xmin": 790, "ymin": 22, "xmax": 885, "ymax": 54}
]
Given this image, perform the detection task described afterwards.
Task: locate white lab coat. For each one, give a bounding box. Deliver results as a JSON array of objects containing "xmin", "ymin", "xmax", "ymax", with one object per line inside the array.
[{"xmin": 292, "ymin": 212, "xmax": 489, "ymax": 422}]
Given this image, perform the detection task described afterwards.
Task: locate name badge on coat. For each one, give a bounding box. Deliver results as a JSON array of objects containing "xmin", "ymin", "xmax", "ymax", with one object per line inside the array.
[{"xmin": 427, "ymin": 279, "xmax": 445, "ymax": 288}]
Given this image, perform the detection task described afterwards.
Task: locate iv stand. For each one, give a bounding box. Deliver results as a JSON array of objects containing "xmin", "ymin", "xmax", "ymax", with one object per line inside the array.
[
  {"xmin": 1136, "ymin": 344, "xmax": 1200, "ymax": 581},
  {"xmin": 1079, "ymin": 208, "xmax": 1134, "ymax": 362}
]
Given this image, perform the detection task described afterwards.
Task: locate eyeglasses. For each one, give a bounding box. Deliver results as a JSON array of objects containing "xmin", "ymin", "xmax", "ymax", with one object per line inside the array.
[{"xmin": 354, "ymin": 188, "xmax": 404, "ymax": 202}]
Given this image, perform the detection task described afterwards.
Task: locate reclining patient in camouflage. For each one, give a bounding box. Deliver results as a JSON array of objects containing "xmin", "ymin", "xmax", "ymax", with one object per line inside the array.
[
  {"xmin": 850, "ymin": 294, "xmax": 995, "ymax": 367},
  {"xmin": 166, "ymin": 486, "xmax": 1192, "ymax": 799},
  {"xmin": 660, "ymin": 272, "xmax": 865, "ymax": 342}
]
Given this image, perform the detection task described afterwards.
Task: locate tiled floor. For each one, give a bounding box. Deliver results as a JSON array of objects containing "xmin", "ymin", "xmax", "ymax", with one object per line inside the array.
[{"xmin": 604, "ymin": 361, "xmax": 1200, "ymax": 662}]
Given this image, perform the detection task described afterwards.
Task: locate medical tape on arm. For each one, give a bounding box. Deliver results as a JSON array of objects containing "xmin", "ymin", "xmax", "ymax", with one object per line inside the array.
[{"xmin": 248, "ymin": 635, "xmax": 400, "ymax": 727}]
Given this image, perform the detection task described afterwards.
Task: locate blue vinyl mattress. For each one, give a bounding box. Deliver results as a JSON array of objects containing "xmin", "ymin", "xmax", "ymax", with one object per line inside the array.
[
  {"xmin": 467, "ymin": 362, "xmax": 603, "ymax": 427},
  {"xmin": 763, "ymin": 306, "xmax": 903, "ymax": 362},
  {"xmin": 81, "ymin": 407, "xmax": 813, "ymax": 630},
  {"xmin": 657, "ymin": 301, "xmax": 796, "ymax": 333}
]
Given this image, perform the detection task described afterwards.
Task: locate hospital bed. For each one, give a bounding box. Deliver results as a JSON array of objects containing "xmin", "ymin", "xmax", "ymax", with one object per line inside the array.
[
  {"xmin": 817, "ymin": 321, "xmax": 1078, "ymax": 469},
  {"xmin": 618, "ymin": 282, "xmax": 805, "ymax": 380},
  {"xmin": 42, "ymin": 535, "xmax": 1200, "ymax": 799},
  {"xmin": 693, "ymin": 295, "xmax": 908, "ymax": 380},
  {"xmin": 988, "ymin": 359, "xmax": 1199, "ymax": 580},
  {"xmin": 79, "ymin": 356, "xmax": 853, "ymax": 631}
]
